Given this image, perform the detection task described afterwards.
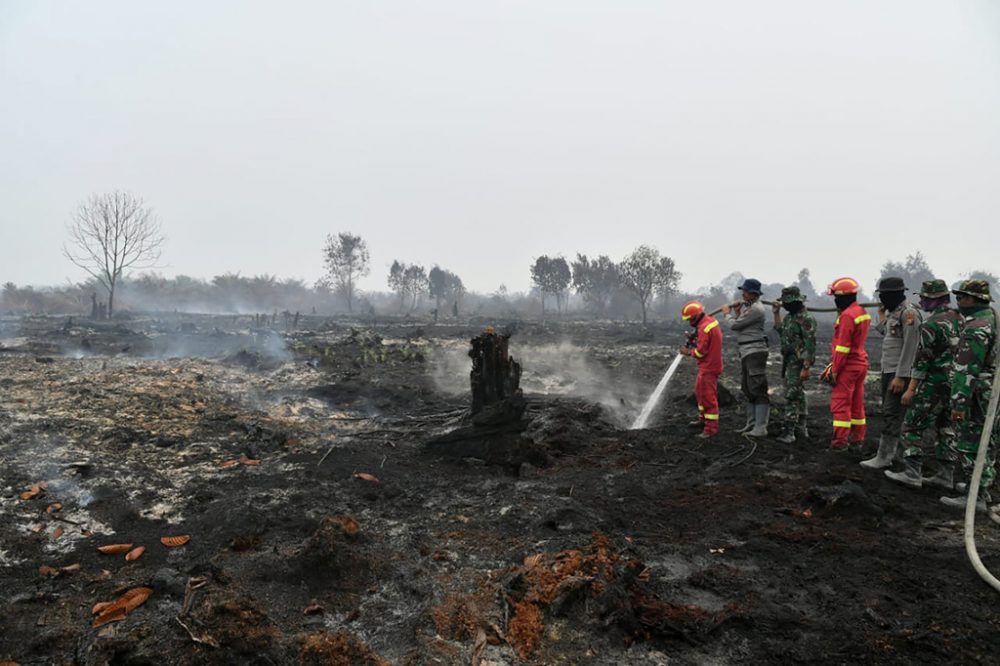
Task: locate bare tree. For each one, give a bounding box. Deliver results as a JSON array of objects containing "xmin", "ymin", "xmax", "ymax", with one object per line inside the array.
[
  {"xmin": 63, "ymin": 191, "xmax": 164, "ymax": 318},
  {"xmin": 618, "ymin": 245, "xmax": 681, "ymax": 325},
  {"xmin": 322, "ymin": 232, "xmax": 370, "ymax": 313}
]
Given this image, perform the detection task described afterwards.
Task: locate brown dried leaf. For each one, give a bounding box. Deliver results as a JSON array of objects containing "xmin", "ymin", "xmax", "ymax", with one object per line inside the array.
[
  {"xmin": 38, "ymin": 565, "xmax": 60, "ymax": 577},
  {"xmin": 52, "ymin": 527, "xmax": 64, "ymax": 539},
  {"xmin": 219, "ymin": 459, "xmax": 240, "ymax": 469},
  {"xmin": 303, "ymin": 601, "xmax": 324, "ymax": 615},
  {"xmin": 125, "ymin": 546, "xmax": 145, "ymax": 561},
  {"xmin": 92, "ymin": 601, "xmax": 114, "ymax": 615},
  {"xmin": 160, "ymin": 535, "xmax": 191, "ymax": 547},
  {"xmin": 92, "ymin": 604, "xmax": 127, "ymax": 628},
  {"xmin": 20, "ymin": 482, "xmax": 46, "ymax": 501},
  {"xmin": 326, "ymin": 515, "xmax": 360, "ymax": 536},
  {"xmin": 97, "ymin": 543, "xmax": 133, "ymax": 555},
  {"xmin": 46, "ymin": 502, "xmax": 63, "ymax": 513},
  {"xmin": 0, "ymin": 660, "xmax": 23, "ymax": 666},
  {"xmin": 118, "ymin": 586, "xmax": 153, "ymax": 613},
  {"xmin": 60, "ymin": 563, "xmax": 81, "ymax": 573},
  {"xmin": 353, "ymin": 472, "xmax": 380, "ymax": 484},
  {"xmin": 523, "ymin": 554, "xmax": 544, "ymax": 569},
  {"xmin": 239, "ymin": 455, "xmax": 261, "ymax": 466}
]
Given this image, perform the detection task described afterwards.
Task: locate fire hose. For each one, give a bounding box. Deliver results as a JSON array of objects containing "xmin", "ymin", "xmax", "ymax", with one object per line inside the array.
[
  {"xmin": 963, "ymin": 311, "xmax": 1000, "ymax": 593},
  {"xmin": 708, "ymin": 300, "xmax": 881, "ymax": 316}
]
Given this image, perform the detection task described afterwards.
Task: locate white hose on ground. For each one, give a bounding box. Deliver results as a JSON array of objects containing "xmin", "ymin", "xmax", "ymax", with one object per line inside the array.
[{"xmin": 964, "ymin": 314, "xmax": 1000, "ymax": 593}]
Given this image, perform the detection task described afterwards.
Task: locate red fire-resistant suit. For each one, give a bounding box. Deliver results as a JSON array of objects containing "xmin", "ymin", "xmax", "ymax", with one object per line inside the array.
[
  {"xmin": 829, "ymin": 302, "xmax": 871, "ymax": 446},
  {"xmin": 691, "ymin": 314, "xmax": 723, "ymax": 434}
]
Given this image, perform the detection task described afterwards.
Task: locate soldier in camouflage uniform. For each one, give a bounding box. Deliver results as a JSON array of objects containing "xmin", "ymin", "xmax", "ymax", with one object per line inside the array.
[
  {"xmin": 771, "ymin": 285, "xmax": 817, "ymax": 443},
  {"xmin": 885, "ymin": 279, "xmax": 962, "ymax": 489},
  {"xmin": 940, "ymin": 279, "xmax": 998, "ymax": 511}
]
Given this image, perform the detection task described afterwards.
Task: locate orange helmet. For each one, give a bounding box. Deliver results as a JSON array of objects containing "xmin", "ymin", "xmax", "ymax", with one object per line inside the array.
[
  {"xmin": 828, "ymin": 277, "xmax": 860, "ymax": 296},
  {"xmin": 681, "ymin": 300, "xmax": 705, "ymax": 320}
]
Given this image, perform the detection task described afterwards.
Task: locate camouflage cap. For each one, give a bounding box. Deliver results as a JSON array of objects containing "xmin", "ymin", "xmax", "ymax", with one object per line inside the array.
[
  {"xmin": 780, "ymin": 285, "xmax": 805, "ymax": 303},
  {"xmin": 952, "ymin": 279, "xmax": 992, "ymax": 302},
  {"xmin": 919, "ymin": 279, "xmax": 950, "ymax": 298}
]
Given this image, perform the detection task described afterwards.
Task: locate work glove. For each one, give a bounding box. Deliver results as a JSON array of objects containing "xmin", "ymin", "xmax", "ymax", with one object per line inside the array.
[{"xmin": 820, "ymin": 363, "xmax": 836, "ymax": 386}]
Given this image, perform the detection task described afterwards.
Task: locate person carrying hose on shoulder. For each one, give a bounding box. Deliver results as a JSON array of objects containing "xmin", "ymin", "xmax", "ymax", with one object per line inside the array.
[
  {"xmin": 861, "ymin": 276, "xmax": 922, "ymax": 469},
  {"xmin": 821, "ymin": 277, "xmax": 872, "ymax": 451},
  {"xmin": 941, "ymin": 279, "xmax": 998, "ymax": 512},
  {"xmin": 680, "ymin": 300, "xmax": 723, "ymax": 439},
  {"xmin": 772, "ymin": 285, "xmax": 817, "ymax": 443},
  {"xmin": 721, "ymin": 278, "xmax": 770, "ymax": 438}
]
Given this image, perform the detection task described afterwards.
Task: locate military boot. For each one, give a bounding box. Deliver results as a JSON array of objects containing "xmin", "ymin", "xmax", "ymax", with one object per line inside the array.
[
  {"xmin": 885, "ymin": 457, "xmax": 922, "ymax": 488},
  {"xmin": 940, "ymin": 488, "xmax": 991, "ymax": 512},
  {"xmin": 795, "ymin": 416, "xmax": 809, "ymax": 440},
  {"xmin": 748, "ymin": 403, "xmax": 770, "ymax": 438},
  {"xmin": 737, "ymin": 403, "xmax": 755, "ymax": 434},
  {"xmin": 860, "ymin": 435, "xmax": 896, "ymax": 469},
  {"xmin": 921, "ymin": 462, "xmax": 955, "ymax": 491},
  {"xmin": 776, "ymin": 428, "xmax": 796, "ymax": 444}
]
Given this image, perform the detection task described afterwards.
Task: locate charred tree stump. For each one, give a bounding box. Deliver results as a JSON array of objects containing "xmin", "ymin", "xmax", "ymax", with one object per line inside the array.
[
  {"xmin": 426, "ymin": 328, "xmax": 536, "ymax": 473},
  {"xmin": 469, "ymin": 329, "xmax": 523, "ymax": 418}
]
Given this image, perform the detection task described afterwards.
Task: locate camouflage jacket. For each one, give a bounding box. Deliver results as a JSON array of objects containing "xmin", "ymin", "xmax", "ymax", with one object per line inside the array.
[
  {"xmin": 951, "ymin": 307, "xmax": 997, "ymax": 415},
  {"xmin": 911, "ymin": 306, "xmax": 962, "ymax": 383},
  {"xmin": 774, "ymin": 310, "xmax": 817, "ymax": 367}
]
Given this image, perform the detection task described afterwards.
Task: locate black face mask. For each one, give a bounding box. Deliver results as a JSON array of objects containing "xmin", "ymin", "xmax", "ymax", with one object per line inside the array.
[
  {"xmin": 919, "ymin": 296, "xmax": 950, "ymax": 312},
  {"xmin": 960, "ymin": 303, "xmax": 988, "ymax": 317},
  {"xmin": 879, "ymin": 291, "xmax": 906, "ymax": 311},
  {"xmin": 782, "ymin": 301, "xmax": 804, "ymax": 314},
  {"xmin": 834, "ymin": 294, "xmax": 856, "ymax": 311}
]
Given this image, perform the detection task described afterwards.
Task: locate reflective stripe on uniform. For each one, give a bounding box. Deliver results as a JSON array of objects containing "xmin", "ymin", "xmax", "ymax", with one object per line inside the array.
[
  {"xmin": 704, "ymin": 320, "xmax": 719, "ymax": 333},
  {"xmin": 704, "ymin": 413, "xmax": 719, "ymax": 420},
  {"xmin": 835, "ymin": 345, "xmax": 851, "ymax": 353},
  {"xmin": 851, "ymin": 418, "xmax": 866, "ymax": 425},
  {"xmin": 854, "ymin": 314, "xmax": 871, "ymax": 324},
  {"xmin": 833, "ymin": 420, "xmax": 852, "ymax": 428},
  {"xmin": 693, "ymin": 349, "xmax": 704, "ymax": 358}
]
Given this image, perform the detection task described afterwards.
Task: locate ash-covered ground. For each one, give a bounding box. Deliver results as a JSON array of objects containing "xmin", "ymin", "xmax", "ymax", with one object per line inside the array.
[{"xmin": 1, "ymin": 313, "xmax": 999, "ymax": 665}]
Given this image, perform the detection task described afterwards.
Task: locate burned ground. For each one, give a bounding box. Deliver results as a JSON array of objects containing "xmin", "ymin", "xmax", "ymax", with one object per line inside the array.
[{"xmin": 1, "ymin": 314, "xmax": 999, "ymax": 665}]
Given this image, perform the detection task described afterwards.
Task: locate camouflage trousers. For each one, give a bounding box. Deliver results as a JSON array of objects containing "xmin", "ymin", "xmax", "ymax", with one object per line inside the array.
[
  {"xmin": 900, "ymin": 379, "xmax": 955, "ymax": 462},
  {"xmin": 782, "ymin": 359, "xmax": 807, "ymax": 428},
  {"xmin": 952, "ymin": 385, "xmax": 999, "ymax": 488}
]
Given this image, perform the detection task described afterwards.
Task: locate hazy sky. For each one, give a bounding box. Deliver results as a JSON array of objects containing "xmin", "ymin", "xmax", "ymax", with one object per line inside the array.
[{"xmin": 2, "ymin": 1, "xmax": 998, "ymax": 295}]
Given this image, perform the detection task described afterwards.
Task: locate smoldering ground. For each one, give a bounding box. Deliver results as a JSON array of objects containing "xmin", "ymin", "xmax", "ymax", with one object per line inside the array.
[{"xmin": 1, "ymin": 315, "xmax": 999, "ymax": 666}]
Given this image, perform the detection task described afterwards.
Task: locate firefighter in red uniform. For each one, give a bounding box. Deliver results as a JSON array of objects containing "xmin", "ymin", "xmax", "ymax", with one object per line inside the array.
[
  {"xmin": 821, "ymin": 277, "xmax": 872, "ymax": 450},
  {"xmin": 680, "ymin": 301, "xmax": 724, "ymax": 438}
]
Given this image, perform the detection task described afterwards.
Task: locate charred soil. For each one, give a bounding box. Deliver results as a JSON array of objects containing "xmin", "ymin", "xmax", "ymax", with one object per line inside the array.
[{"xmin": 1, "ymin": 314, "xmax": 998, "ymax": 665}]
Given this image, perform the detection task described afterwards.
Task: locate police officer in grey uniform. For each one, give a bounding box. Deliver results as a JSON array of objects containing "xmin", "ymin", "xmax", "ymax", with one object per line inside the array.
[
  {"xmin": 861, "ymin": 275, "xmax": 922, "ymax": 468},
  {"xmin": 722, "ymin": 278, "xmax": 770, "ymax": 437}
]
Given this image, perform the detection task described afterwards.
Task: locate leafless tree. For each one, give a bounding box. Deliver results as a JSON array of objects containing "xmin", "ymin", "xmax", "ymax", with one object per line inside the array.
[{"xmin": 63, "ymin": 191, "xmax": 164, "ymax": 318}]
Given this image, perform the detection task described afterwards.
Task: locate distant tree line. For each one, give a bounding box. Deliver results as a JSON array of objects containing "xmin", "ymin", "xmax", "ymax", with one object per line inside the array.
[{"xmin": 5, "ymin": 191, "xmax": 998, "ymax": 322}]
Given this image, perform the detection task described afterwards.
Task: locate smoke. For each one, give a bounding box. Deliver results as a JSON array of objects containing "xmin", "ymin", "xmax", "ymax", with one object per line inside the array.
[{"xmin": 427, "ymin": 340, "xmax": 645, "ymax": 426}]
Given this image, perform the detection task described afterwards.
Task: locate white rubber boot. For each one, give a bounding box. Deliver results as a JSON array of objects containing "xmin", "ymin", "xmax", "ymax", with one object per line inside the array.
[{"xmin": 860, "ymin": 435, "xmax": 896, "ymax": 469}]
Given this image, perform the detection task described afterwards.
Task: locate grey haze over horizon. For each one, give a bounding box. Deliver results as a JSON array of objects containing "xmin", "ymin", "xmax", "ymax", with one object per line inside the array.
[{"xmin": 2, "ymin": 1, "xmax": 999, "ymax": 297}]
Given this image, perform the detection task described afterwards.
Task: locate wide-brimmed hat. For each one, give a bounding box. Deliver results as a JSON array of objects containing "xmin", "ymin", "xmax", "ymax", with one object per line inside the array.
[
  {"xmin": 738, "ymin": 278, "xmax": 762, "ymax": 295},
  {"xmin": 780, "ymin": 285, "xmax": 805, "ymax": 304},
  {"xmin": 952, "ymin": 279, "xmax": 992, "ymax": 302},
  {"xmin": 876, "ymin": 276, "xmax": 906, "ymax": 293},
  {"xmin": 918, "ymin": 279, "xmax": 950, "ymax": 299}
]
